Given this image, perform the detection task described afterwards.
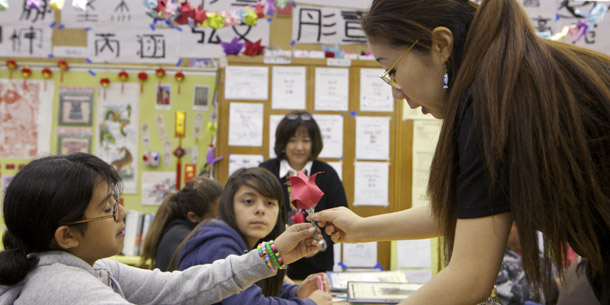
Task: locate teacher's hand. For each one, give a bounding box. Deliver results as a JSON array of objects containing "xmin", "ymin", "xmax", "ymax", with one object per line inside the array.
[
  {"xmin": 274, "ymin": 223, "xmax": 322, "ymax": 264},
  {"xmin": 311, "ymin": 207, "xmax": 363, "ymax": 243}
]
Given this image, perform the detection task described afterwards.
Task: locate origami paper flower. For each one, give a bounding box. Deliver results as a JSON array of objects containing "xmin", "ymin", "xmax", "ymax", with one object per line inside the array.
[
  {"xmin": 207, "ymin": 145, "xmax": 223, "ymax": 165},
  {"xmin": 290, "ymin": 210, "xmax": 306, "ymax": 224},
  {"xmin": 72, "ymin": 0, "xmax": 87, "ymax": 11},
  {"xmin": 322, "ymin": 44, "xmax": 345, "ymax": 59},
  {"xmin": 206, "ymin": 13, "xmax": 226, "ymax": 30},
  {"xmin": 163, "ymin": 1, "xmax": 177, "ymax": 21},
  {"xmin": 589, "ymin": 4, "xmax": 607, "ymax": 27},
  {"xmin": 243, "ymin": 39, "xmax": 265, "ymax": 56},
  {"xmin": 26, "ymin": 0, "xmax": 42, "ymax": 10},
  {"xmin": 222, "ymin": 10, "xmax": 241, "ymax": 27},
  {"xmin": 194, "ymin": 6, "xmax": 207, "ymax": 24},
  {"xmin": 286, "ymin": 171, "xmax": 324, "ymax": 210},
  {"xmin": 266, "ymin": 0, "xmax": 276, "ymax": 17},
  {"xmin": 221, "ymin": 37, "xmax": 245, "ymax": 55},
  {"xmin": 244, "ymin": 8, "xmax": 258, "ymax": 26},
  {"xmin": 154, "ymin": 0, "xmax": 165, "ymax": 13},
  {"xmin": 50, "ymin": 0, "xmax": 65, "ymax": 11},
  {"xmin": 175, "ymin": 1, "xmax": 195, "ymax": 25},
  {"xmin": 253, "ymin": 2, "xmax": 265, "ymax": 18},
  {"xmin": 277, "ymin": 0, "xmax": 290, "ymax": 9}
]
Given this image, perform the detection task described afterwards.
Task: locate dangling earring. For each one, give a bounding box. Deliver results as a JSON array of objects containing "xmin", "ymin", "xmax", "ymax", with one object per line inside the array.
[{"xmin": 443, "ymin": 65, "xmax": 449, "ymax": 90}]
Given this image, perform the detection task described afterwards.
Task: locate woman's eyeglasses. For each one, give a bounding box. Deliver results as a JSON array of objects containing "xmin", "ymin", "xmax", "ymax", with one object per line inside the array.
[
  {"xmin": 286, "ymin": 113, "xmax": 312, "ymax": 121},
  {"xmin": 379, "ymin": 39, "xmax": 419, "ymax": 90},
  {"xmin": 64, "ymin": 195, "xmax": 119, "ymax": 226}
]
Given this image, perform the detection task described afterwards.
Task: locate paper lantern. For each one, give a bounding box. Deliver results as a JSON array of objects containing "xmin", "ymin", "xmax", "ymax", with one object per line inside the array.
[
  {"xmin": 175, "ymin": 71, "xmax": 185, "ymax": 94},
  {"xmin": 57, "ymin": 60, "xmax": 69, "ymax": 83},
  {"xmin": 6, "ymin": 60, "xmax": 17, "ymax": 79},
  {"xmin": 100, "ymin": 77, "xmax": 110, "ymax": 99},
  {"xmin": 41, "ymin": 67, "xmax": 52, "ymax": 91},
  {"xmin": 118, "ymin": 70, "xmax": 128, "ymax": 94},
  {"xmin": 138, "ymin": 71, "xmax": 148, "ymax": 93},
  {"xmin": 21, "ymin": 66, "xmax": 32, "ymax": 88},
  {"xmin": 155, "ymin": 68, "xmax": 166, "ymax": 86}
]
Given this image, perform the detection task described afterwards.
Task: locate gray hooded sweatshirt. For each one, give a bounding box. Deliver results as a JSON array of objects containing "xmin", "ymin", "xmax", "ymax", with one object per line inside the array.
[{"xmin": 0, "ymin": 250, "xmax": 274, "ymax": 305}]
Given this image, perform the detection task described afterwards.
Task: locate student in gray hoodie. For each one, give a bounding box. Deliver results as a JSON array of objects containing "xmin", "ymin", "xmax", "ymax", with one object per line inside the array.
[{"xmin": 0, "ymin": 153, "xmax": 322, "ymax": 305}]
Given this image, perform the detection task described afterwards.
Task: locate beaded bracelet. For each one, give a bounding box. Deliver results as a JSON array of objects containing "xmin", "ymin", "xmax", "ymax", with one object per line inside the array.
[
  {"xmin": 257, "ymin": 242, "xmax": 276, "ymax": 273},
  {"xmin": 269, "ymin": 241, "xmax": 287, "ymax": 269},
  {"xmin": 265, "ymin": 242, "xmax": 281, "ymax": 269}
]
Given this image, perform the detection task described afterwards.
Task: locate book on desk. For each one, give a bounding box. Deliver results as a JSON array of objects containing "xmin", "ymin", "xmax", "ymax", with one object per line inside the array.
[
  {"xmin": 346, "ymin": 281, "xmax": 423, "ymax": 304},
  {"xmin": 326, "ymin": 270, "xmax": 409, "ymax": 292}
]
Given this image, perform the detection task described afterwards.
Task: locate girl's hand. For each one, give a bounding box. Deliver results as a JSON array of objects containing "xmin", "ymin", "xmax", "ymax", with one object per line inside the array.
[
  {"xmin": 307, "ymin": 290, "xmax": 332, "ymax": 305},
  {"xmin": 311, "ymin": 207, "xmax": 363, "ymax": 243},
  {"xmin": 297, "ymin": 273, "xmax": 330, "ymax": 298},
  {"xmin": 274, "ymin": 223, "xmax": 322, "ymax": 264}
]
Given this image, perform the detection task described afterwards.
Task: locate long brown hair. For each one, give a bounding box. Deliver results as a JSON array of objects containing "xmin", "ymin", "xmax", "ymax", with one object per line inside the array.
[
  {"xmin": 168, "ymin": 168, "xmax": 287, "ymax": 297},
  {"xmin": 139, "ymin": 176, "xmax": 222, "ymax": 269},
  {"xmin": 364, "ymin": 0, "xmax": 610, "ymax": 301}
]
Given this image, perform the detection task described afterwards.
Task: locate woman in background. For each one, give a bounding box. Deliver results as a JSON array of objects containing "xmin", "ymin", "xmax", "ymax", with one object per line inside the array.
[
  {"xmin": 260, "ymin": 110, "xmax": 348, "ymax": 280},
  {"xmin": 140, "ymin": 176, "xmax": 222, "ymax": 270}
]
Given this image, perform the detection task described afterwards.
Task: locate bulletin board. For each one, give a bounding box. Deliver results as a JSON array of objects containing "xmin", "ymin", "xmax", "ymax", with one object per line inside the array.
[
  {"xmin": 215, "ymin": 56, "xmax": 422, "ymax": 270},
  {"xmin": 0, "ymin": 67, "xmax": 218, "ymax": 215}
]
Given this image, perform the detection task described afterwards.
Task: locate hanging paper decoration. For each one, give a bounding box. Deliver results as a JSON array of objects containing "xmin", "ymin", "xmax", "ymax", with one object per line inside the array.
[
  {"xmin": 206, "ymin": 13, "xmax": 226, "ymax": 30},
  {"xmin": 57, "ymin": 60, "xmax": 69, "ymax": 83},
  {"xmin": 222, "ymin": 10, "xmax": 241, "ymax": 27},
  {"xmin": 118, "ymin": 70, "xmax": 129, "ymax": 94},
  {"xmin": 243, "ymin": 39, "xmax": 265, "ymax": 56},
  {"xmin": 72, "ymin": 0, "xmax": 87, "ymax": 11},
  {"xmin": 100, "ymin": 77, "xmax": 110, "ymax": 99},
  {"xmin": 221, "ymin": 37, "xmax": 245, "ymax": 55},
  {"xmin": 253, "ymin": 2, "xmax": 265, "ymax": 18},
  {"xmin": 162, "ymin": 1, "xmax": 177, "ymax": 22},
  {"xmin": 138, "ymin": 71, "xmax": 148, "ymax": 93},
  {"xmin": 266, "ymin": 0, "xmax": 276, "ymax": 17},
  {"xmin": 194, "ymin": 6, "xmax": 207, "ymax": 25},
  {"xmin": 21, "ymin": 66, "xmax": 32, "ymax": 88},
  {"xmin": 6, "ymin": 60, "xmax": 17, "ymax": 79},
  {"xmin": 175, "ymin": 2, "xmax": 195, "ymax": 25},
  {"xmin": 0, "ymin": 0, "xmax": 8, "ymax": 11},
  {"xmin": 50, "ymin": 0, "xmax": 65, "ymax": 11},
  {"xmin": 175, "ymin": 71, "xmax": 185, "ymax": 95},
  {"xmin": 278, "ymin": 0, "xmax": 291, "ymax": 9},
  {"xmin": 41, "ymin": 67, "xmax": 52, "ymax": 91},
  {"xmin": 155, "ymin": 68, "xmax": 166, "ymax": 86},
  {"xmin": 322, "ymin": 44, "xmax": 345, "ymax": 59},
  {"xmin": 26, "ymin": 0, "xmax": 43, "ymax": 10},
  {"xmin": 244, "ymin": 8, "xmax": 258, "ymax": 26}
]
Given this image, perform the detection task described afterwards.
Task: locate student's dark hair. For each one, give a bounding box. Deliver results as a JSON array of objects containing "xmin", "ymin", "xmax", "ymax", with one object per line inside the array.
[
  {"xmin": 274, "ymin": 111, "xmax": 323, "ymax": 160},
  {"xmin": 366, "ymin": 0, "xmax": 610, "ymax": 301},
  {"xmin": 139, "ymin": 176, "xmax": 222, "ymax": 269},
  {"xmin": 0, "ymin": 153, "xmax": 122, "ymax": 286},
  {"xmin": 169, "ymin": 167, "xmax": 286, "ymax": 296}
]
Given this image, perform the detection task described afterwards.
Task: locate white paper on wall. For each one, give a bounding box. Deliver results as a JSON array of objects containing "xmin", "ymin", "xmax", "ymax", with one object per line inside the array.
[
  {"xmin": 228, "ymin": 102, "xmax": 264, "ymax": 147},
  {"xmin": 314, "ymin": 114, "xmax": 344, "ymax": 159},
  {"xmin": 353, "ymin": 161, "xmax": 389, "ymax": 207},
  {"xmin": 291, "ymin": 6, "xmax": 367, "ymax": 45},
  {"xmin": 343, "ymin": 242, "xmax": 378, "ymax": 268},
  {"xmin": 141, "ymin": 171, "xmax": 176, "ymax": 206},
  {"xmin": 272, "ymin": 66, "xmax": 307, "ymax": 110},
  {"xmin": 225, "ymin": 66, "xmax": 269, "ymax": 100},
  {"xmin": 411, "ymin": 120, "xmax": 442, "ymax": 207},
  {"xmin": 228, "ymin": 154, "xmax": 264, "ymax": 177},
  {"xmin": 268, "ymin": 114, "xmax": 284, "ymax": 158},
  {"xmin": 396, "ymin": 239, "xmax": 432, "ymax": 268},
  {"xmin": 360, "ymin": 68, "xmax": 393, "ymax": 112},
  {"xmin": 315, "ymin": 68, "xmax": 349, "ymax": 111},
  {"xmin": 355, "ymin": 116, "xmax": 390, "ymax": 160}
]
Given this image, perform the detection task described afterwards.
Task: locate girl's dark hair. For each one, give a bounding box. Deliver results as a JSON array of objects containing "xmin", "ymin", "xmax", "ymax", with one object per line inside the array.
[
  {"xmin": 0, "ymin": 153, "xmax": 122, "ymax": 286},
  {"xmin": 274, "ymin": 111, "xmax": 324, "ymax": 160},
  {"xmin": 169, "ymin": 167, "xmax": 287, "ymax": 296},
  {"xmin": 139, "ymin": 176, "xmax": 223, "ymax": 269},
  {"xmin": 366, "ymin": 0, "xmax": 610, "ymax": 301}
]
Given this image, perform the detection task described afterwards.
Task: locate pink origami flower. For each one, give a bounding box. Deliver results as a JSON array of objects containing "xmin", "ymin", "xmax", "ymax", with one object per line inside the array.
[{"xmin": 286, "ymin": 171, "xmax": 324, "ymax": 210}]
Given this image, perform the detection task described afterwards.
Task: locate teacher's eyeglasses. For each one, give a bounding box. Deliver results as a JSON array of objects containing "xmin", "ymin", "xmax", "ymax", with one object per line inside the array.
[
  {"xmin": 379, "ymin": 39, "xmax": 419, "ymax": 90},
  {"xmin": 286, "ymin": 113, "xmax": 312, "ymax": 121},
  {"xmin": 65, "ymin": 195, "xmax": 119, "ymax": 226}
]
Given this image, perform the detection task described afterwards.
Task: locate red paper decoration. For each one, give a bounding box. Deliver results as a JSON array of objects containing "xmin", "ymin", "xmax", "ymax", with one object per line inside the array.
[
  {"xmin": 21, "ymin": 66, "xmax": 32, "ymax": 88},
  {"xmin": 138, "ymin": 71, "xmax": 148, "ymax": 93},
  {"xmin": 6, "ymin": 60, "xmax": 17, "ymax": 79},
  {"xmin": 100, "ymin": 77, "xmax": 110, "ymax": 99},
  {"xmin": 118, "ymin": 70, "xmax": 129, "ymax": 94},
  {"xmin": 155, "ymin": 68, "xmax": 166, "ymax": 86},
  {"xmin": 175, "ymin": 71, "xmax": 185, "ymax": 95},
  {"xmin": 57, "ymin": 60, "xmax": 69, "ymax": 83},
  {"xmin": 41, "ymin": 67, "xmax": 52, "ymax": 91}
]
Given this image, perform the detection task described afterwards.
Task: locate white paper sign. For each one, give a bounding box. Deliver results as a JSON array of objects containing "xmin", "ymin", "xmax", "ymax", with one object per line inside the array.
[
  {"xmin": 412, "ymin": 120, "xmax": 442, "ymax": 207},
  {"xmin": 228, "ymin": 154, "xmax": 264, "ymax": 177},
  {"xmin": 292, "ymin": 6, "xmax": 367, "ymax": 45},
  {"xmin": 0, "ymin": 25, "xmax": 53, "ymax": 58},
  {"xmin": 268, "ymin": 114, "xmax": 285, "ymax": 158},
  {"xmin": 396, "ymin": 239, "xmax": 432, "ymax": 268},
  {"xmin": 228, "ymin": 102, "xmax": 264, "ymax": 147},
  {"xmin": 314, "ymin": 114, "xmax": 344, "ymax": 159},
  {"xmin": 86, "ymin": 28, "xmax": 180, "ymax": 64},
  {"xmin": 61, "ymin": 0, "xmax": 150, "ymax": 29},
  {"xmin": 141, "ymin": 171, "xmax": 176, "ymax": 206},
  {"xmin": 356, "ymin": 116, "xmax": 390, "ymax": 160},
  {"xmin": 315, "ymin": 68, "xmax": 349, "ymax": 111},
  {"xmin": 353, "ymin": 161, "xmax": 389, "ymax": 207},
  {"xmin": 225, "ymin": 66, "xmax": 269, "ymax": 100},
  {"xmin": 360, "ymin": 68, "xmax": 394, "ymax": 112},
  {"xmin": 272, "ymin": 66, "xmax": 307, "ymax": 110},
  {"xmin": 326, "ymin": 161, "xmax": 343, "ymax": 181},
  {"xmin": 343, "ymin": 242, "xmax": 378, "ymax": 268},
  {"xmin": 179, "ymin": 22, "xmax": 271, "ymax": 59},
  {"xmin": 403, "ymin": 269, "xmax": 433, "ymax": 284}
]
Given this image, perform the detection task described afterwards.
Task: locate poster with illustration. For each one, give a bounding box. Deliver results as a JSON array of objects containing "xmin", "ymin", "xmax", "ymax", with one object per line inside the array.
[
  {"xmin": 58, "ymin": 87, "xmax": 94, "ymax": 126},
  {"xmin": 56, "ymin": 128, "xmax": 93, "ymax": 155},
  {"xmin": 96, "ymin": 83, "xmax": 139, "ymax": 193},
  {"xmin": 155, "ymin": 84, "xmax": 171, "ymax": 110},
  {"xmin": 193, "ymin": 85, "xmax": 209, "ymax": 111},
  {"xmin": 0, "ymin": 80, "xmax": 53, "ymax": 158},
  {"xmin": 141, "ymin": 171, "xmax": 176, "ymax": 206}
]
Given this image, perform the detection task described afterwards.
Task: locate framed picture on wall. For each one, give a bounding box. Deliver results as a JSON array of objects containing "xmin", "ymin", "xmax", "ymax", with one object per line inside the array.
[
  {"xmin": 58, "ymin": 87, "xmax": 94, "ymax": 126},
  {"xmin": 193, "ymin": 85, "xmax": 209, "ymax": 111},
  {"xmin": 57, "ymin": 133, "xmax": 92, "ymax": 155},
  {"xmin": 156, "ymin": 84, "xmax": 172, "ymax": 110}
]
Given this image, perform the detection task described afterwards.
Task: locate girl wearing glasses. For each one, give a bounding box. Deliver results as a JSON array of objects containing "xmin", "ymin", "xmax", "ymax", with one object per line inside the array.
[
  {"xmin": 312, "ymin": 0, "xmax": 610, "ymax": 304},
  {"xmin": 260, "ymin": 111, "xmax": 348, "ymax": 280},
  {"xmin": 139, "ymin": 176, "xmax": 223, "ymax": 271},
  {"xmin": 170, "ymin": 167, "xmax": 332, "ymax": 305},
  {"xmin": 0, "ymin": 153, "xmax": 322, "ymax": 304}
]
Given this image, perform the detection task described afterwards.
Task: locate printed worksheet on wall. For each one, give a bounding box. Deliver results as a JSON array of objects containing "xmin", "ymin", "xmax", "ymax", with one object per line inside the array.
[
  {"xmin": 272, "ymin": 66, "xmax": 307, "ymax": 110},
  {"xmin": 225, "ymin": 66, "xmax": 269, "ymax": 100},
  {"xmin": 314, "ymin": 67, "xmax": 349, "ymax": 111}
]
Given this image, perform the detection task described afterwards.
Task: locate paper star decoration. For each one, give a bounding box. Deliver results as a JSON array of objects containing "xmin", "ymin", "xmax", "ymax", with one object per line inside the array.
[
  {"xmin": 285, "ymin": 171, "xmax": 324, "ymax": 210},
  {"xmin": 175, "ymin": 2, "xmax": 194, "ymax": 25},
  {"xmin": 277, "ymin": 0, "xmax": 291, "ymax": 9},
  {"xmin": 244, "ymin": 8, "xmax": 258, "ymax": 26},
  {"xmin": 253, "ymin": 2, "xmax": 265, "ymax": 18},
  {"xmin": 72, "ymin": 0, "xmax": 88, "ymax": 11},
  {"xmin": 193, "ymin": 6, "xmax": 207, "ymax": 25},
  {"xmin": 206, "ymin": 13, "xmax": 226, "ymax": 30},
  {"xmin": 222, "ymin": 10, "xmax": 241, "ymax": 27},
  {"xmin": 220, "ymin": 37, "xmax": 245, "ymax": 55},
  {"xmin": 206, "ymin": 145, "xmax": 223, "ymax": 165},
  {"xmin": 266, "ymin": 0, "xmax": 276, "ymax": 17},
  {"xmin": 243, "ymin": 39, "xmax": 265, "ymax": 56},
  {"xmin": 26, "ymin": 0, "xmax": 43, "ymax": 9},
  {"xmin": 50, "ymin": 0, "xmax": 65, "ymax": 10},
  {"xmin": 323, "ymin": 44, "xmax": 345, "ymax": 59},
  {"xmin": 163, "ymin": 1, "xmax": 177, "ymax": 21}
]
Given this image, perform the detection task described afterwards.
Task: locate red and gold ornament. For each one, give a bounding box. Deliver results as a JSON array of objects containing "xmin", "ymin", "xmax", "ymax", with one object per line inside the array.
[
  {"xmin": 100, "ymin": 77, "xmax": 110, "ymax": 99},
  {"xmin": 155, "ymin": 68, "xmax": 166, "ymax": 86},
  {"xmin": 21, "ymin": 66, "xmax": 32, "ymax": 88},
  {"xmin": 138, "ymin": 71, "xmax": 148, "ymax": 93},
  {"xmin": 118, "ymin": 70, "xmax": 128, "ymax": 94},
  {"xmin": 6, "ymin": 60, "xmax": 17, "ymax": 79},
  {"xmin": 175, "ymin": 71, "xmax": 185, "ymax": 94},
  {"xmin": 41, "ymin": 67, "xmax": 53, "ymax": 91},
  {"xmin": 57, "ymin": 60, "xmax": 69, "ymax": 83}
]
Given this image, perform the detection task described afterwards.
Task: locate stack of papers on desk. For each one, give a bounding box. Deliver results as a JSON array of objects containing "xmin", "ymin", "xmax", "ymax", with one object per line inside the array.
[
  {"xmin": 326, "ymin": 270, "xmax": 408, "ymax": 292},
  {"xmin": 347, "ymin": 282, "xmax": 423, "ymax": 304}
]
